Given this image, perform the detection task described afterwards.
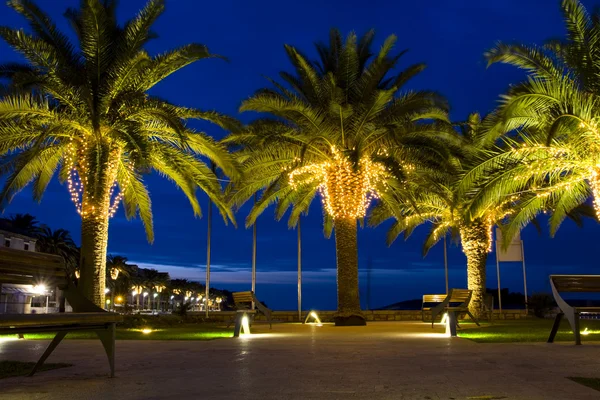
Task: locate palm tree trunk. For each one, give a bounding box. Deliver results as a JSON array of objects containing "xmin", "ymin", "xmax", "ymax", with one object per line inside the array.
[
  {"xmin": 333, "ymin": 217, "xmax": 365, "ymax": 326},
  {"xmin": 460, "ymin": 220, "xmax": 491, "ymax": 319},
  {"xmin": 79, "ymin": 210, "xmax": 110, "ymax": 308},
  {"xmin": 78, "ymin": 145, "xmax": 119, "ymax": 308}
]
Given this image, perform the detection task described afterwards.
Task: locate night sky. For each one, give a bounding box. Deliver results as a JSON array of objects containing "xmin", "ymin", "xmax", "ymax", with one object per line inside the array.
[{"xmin": 1, "ymin": 0, "xmax": 599, "ymax": 311}]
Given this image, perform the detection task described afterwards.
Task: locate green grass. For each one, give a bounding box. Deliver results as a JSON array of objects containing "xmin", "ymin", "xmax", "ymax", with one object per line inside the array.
[
  {"xmin": 0, "ymin": 361, "xmax": 72, "ymax": 379},
  {"xmin": 0, "ymin": 325, "xmax": 233, "ymax": 341},
  {"xmin": 459, "ymin": 319, "xmax": 600, "ymax": 343},
  {"xmin": 568, "ymin": 377, "xmax": 600, "ymax": 392}
]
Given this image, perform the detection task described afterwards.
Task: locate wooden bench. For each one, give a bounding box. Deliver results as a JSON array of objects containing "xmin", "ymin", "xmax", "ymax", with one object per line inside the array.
[
  {"xmin": 228, "ymin": 291, "xmax": 272, "ymax": 336},
  {"xmin": 421, "ymin": 294, "xmax": 447, "ymax": 322},
  {"xmin": 548, "ymin": 275, "xmax": 600, "ymax": 345},
  {"xmin": 430, "ymin": 289, "xmax": 479, "ymax": 335},
  {"xmin": 0, "ymin": 247, "xmax": 123, "ymax": 377}
]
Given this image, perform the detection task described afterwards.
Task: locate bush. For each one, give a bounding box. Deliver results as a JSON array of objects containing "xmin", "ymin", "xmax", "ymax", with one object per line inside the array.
[
  {"xmin": 528, "ymin": 293, "xmax": 556, "ymax": 318},
  {"xmin": 174, "ymin": 302, "xmax": 192, "ymax": 317}
]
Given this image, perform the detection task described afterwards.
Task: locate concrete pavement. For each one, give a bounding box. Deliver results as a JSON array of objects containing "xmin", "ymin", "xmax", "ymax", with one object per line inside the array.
[{"xmin": 0, "ymin": 322, "xmax": 599, "ymax": 399}]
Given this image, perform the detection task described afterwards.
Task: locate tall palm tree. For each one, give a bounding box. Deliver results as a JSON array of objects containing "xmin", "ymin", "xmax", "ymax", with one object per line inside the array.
[
  {"xmin": 0, "ymin": 0, "xmax": 238, "ymax": 306},
  {"xmin": 461, "ymin": 0, "xmax": 600, "ymax": 239},
  {"xmin": 370, "ymin": 113, "xmax": 516, "ymax": 316},
  {"xmin": 36, "ymin": 226, "xmax": 80, "ymax": 277},
  {"xmin": 226, "ymin": 29, "xmax": 452, "ymax": 325}
]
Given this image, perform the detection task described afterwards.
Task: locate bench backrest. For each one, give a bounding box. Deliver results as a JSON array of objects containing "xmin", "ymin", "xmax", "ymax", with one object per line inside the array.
[
  {"xmin": 233, "ymin": 291, "xmax": 254, "ymax": 305},
  {"xmin": 422, "ymin": 294, "xmax": 447, "ymax": 304},
  {"xmin": 550, "ymin": 275, "xmax": 600, "ymax": 292},
  {"xmin": 449, "ymin": 289, "xmax": 472, "ymax": 305},
  {"xmin": 0, "ymin": 247, "xmax": 67, "ymax": 287}
]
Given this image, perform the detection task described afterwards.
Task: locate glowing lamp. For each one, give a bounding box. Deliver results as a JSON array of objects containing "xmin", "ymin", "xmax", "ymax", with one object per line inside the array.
[{"xmin": 32, "ymin": 284, "xmax": 46, "ymax": 295}]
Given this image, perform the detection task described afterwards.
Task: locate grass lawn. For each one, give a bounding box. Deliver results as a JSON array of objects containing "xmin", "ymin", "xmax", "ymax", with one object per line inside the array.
[
  {"xmin": 0, "ymin": 361, "xmax": 72, "ymax": 379},
  {"xmin": 459, "ymin": 318, "xmax": 600, "ymax": 343},
  {"xmin": 0, "ymin": 325, "xmax": 233, "ymax": 341}
]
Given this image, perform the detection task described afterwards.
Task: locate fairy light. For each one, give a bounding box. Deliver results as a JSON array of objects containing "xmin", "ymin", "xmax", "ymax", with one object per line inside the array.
[
  {"xmin": 65, "ymin": 139, "xmax": 133, "ymax": 219},
  {"xmin": 287, "ymin": 146, "xmax": 388, "ymax": 219}
]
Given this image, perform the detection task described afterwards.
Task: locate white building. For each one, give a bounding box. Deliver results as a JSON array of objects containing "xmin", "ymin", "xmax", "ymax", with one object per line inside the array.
[{"xmin": 0, "ymin": 229, "xmax": 59, "ymax": 314}]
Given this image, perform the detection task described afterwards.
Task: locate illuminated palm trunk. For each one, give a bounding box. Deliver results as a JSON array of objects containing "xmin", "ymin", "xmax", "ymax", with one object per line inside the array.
[
  {"xmin": 78, "ymin": 144, "xmax": 120, "ymax": 308},
  {"xmin": 590, "ymin": 169, "xmax": 600, "ymax": 219},
  {"xmin": 459, "ymin": 219, "xmax": 491, "ymax": 319},
  {"xmin": 334, "ymin": 217, "xmax": 365, "ymax": 326}
]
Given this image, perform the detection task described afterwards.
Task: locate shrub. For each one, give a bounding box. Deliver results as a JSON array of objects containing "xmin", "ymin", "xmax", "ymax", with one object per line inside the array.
[{"xmin": 528, "ymin": 293, "xmax": 556, "ymax": 318}]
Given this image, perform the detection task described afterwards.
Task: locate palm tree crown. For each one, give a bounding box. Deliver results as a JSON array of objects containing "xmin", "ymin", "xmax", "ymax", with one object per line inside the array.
[
  {"xmin": 0, "ymin": 0, "xmax": 238, "ymax": 306},
  {"xmin": 463, "ymin": 0, "xmax": 600, "ymax": 240}
]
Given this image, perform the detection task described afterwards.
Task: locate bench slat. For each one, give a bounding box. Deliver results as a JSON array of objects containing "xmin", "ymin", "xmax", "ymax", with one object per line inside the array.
[
  {"xmin": 0, "ymin": 312, "xmax": 123, "ymax": 328},
  {"xmin": 550, "ymin": 275, "xmax": 600, "ymax": 292}
]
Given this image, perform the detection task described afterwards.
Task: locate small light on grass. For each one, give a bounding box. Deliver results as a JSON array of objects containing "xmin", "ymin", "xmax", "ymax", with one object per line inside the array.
[
  {"xmin": 141, "ymin": 328, "xmax": 152, "ymax": 335},
  {"xmin": 582, "ymin": 327, "xmax": 590, "ymax": 336}
]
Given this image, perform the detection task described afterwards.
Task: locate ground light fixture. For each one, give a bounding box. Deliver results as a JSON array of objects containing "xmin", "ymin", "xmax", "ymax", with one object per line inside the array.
[
  {"xmin": 141, "ymin": 328, "xmax": 152, "ymax": 335},
  {"xmin": 304, "ymin": 310, "xmax": 323, "ymax": 326}
]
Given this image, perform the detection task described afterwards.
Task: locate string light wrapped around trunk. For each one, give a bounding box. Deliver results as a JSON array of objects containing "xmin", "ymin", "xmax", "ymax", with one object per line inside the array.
[
  {"xmin": 287, "ymin": 146, "xmax": 388, "ymax": 219},
  {"xmin": 65, "ymin": 140, "xmax": 134, "ymax": 219}
]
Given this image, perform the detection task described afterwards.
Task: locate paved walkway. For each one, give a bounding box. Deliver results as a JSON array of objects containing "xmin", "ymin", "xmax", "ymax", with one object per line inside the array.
[{"xmin": 1, "ymin": 322, "xmax": 599, "ymax": 399}]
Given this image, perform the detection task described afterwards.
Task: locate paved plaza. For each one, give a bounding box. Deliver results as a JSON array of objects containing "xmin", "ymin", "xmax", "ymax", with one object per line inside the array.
[{"xmin": 0, "ymin": 322, "xmax": 599, "ymax": 399}]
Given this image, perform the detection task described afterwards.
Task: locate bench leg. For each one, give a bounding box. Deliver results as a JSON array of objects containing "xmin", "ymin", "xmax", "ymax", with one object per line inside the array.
[
  {"xmin": 28, "ymin": 331, "xmax": 68, "ymax": 377},
  {"xmin": 547, "ymin": 312, "xmax": 563, "ymax": 343},
  {"xmin": 96, "ymin": 323, "xmax": 116, "ymax": 377},
  {"xmin": 448, "ymin": 311, "xmax": 458, "ymax": 337},
  {"xmin": 233, "ymin": 313, "xmax": 243, "ymax": 338},
  {"xmin": 574, "ymin": 312, "xmax": 581, "ymax": 346},
  {"xmin": 466, "ymin": 311, "xmax": 480, "ymax": 327}
]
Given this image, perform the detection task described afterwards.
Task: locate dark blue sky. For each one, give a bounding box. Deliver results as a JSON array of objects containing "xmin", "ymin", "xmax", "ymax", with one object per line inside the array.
[{"xmin": 1, "ymin": 0, "xmax": 599, "ymax": 310}]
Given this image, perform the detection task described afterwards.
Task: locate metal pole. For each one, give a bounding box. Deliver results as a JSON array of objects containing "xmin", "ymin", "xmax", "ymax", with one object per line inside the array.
[
  {"xmin": 205, "ymin": 197, "xmax": 212, "ymax": 319},
  {"xmin": 443, "ymin": 235, "xmax": 449, "ymax": 294},
  {"xmin": 252, "ymin": 193, "xmax": 257, "ymax": 310},
  {"xmin": 495, "ymin": 239, "xmax": 502, "ymax": 312},
  {"xmin": 521, "ymin": 240, "xmax": 528, "ymax": 315},
  {"xmin": 297, "ymin": 218, "xmax": 302, "ymax": 321}
]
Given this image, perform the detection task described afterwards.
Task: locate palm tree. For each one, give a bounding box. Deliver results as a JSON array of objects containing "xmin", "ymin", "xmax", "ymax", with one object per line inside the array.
[
  {"xmin": 141, "ymin": 268, "xmax": 169, "ymax": 311},
  {"xmin": 9, "ymin": 213, "xmax": 39, "ymax": 235},
  {"xmin": 461, "ymin": 0, "xmax": 600, "ymax": 240},
  {"xmin": 106, "ymin": 254, "xmax": 134, "ymax": 309},
  {"xmin": 226, "ymin": 29, "xmax": 452, "ymax": 325},
  {"xmin": 370, "ymin": 113, "xmax": 516, "ymax": 316},
  {"xmin": 36, "ymin": 226, "xmax": 80, "ymax": 277},
  {"xmin": 0, "ymin": 0, "xmax": 238, "ymax": 306}
]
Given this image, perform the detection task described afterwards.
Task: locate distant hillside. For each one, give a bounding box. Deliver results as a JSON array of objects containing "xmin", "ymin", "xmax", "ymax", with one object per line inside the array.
[{"xmin": 377, "ymin": 299, "xmax": 422, "ymax": 310}]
